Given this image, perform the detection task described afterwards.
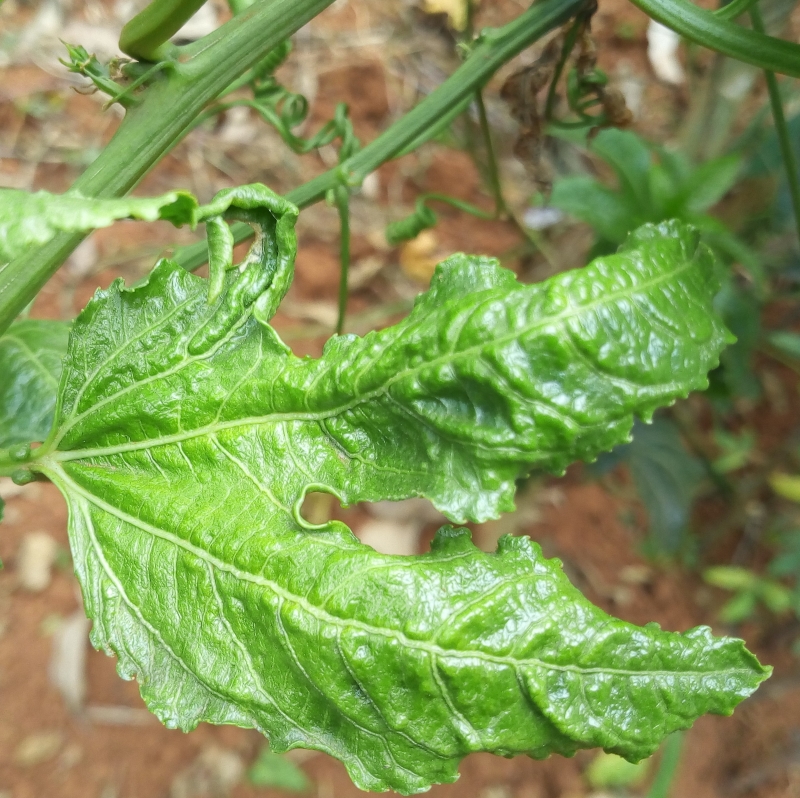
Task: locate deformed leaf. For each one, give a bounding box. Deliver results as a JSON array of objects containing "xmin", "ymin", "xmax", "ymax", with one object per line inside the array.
[
  {"xmin": 0, "ymin": 188, "xmax": 197, "ymax": 262},
  {"xmin": 0, "ymin": 319, "xmax": 71, "ymax": 449},
  {"xmin": 28, "ymin": 194, "xmax": 767, "ymax": 794}
]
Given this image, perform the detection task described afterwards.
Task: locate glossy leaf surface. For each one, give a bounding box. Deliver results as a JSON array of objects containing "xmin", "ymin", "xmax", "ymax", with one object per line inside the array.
[
  {"xmin": 0, "ymin": 319, "xmax": 71, "ymax": 448},
  {"xmin": 0, "ymin": 188, "xmax": 197, "ymax": 262},
  {"xmin": 32, "ymin": 202, "xmax": 768, "ymax": 793}
]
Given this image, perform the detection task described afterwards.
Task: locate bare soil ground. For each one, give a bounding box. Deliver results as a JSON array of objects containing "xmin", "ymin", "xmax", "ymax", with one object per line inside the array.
[{"xmin": 1, "ymin": 0, "xmax": 799, "ymax": 796}]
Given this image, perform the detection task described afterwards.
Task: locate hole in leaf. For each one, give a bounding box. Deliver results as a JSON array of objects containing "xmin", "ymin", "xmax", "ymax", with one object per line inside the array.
[
  {"xmin": 299, "ymin": 489, "xmax": 447, "ymax": 556},
  {"xmin": 298, "ymin": 491, "xmax": 336, "ymax": 526}
]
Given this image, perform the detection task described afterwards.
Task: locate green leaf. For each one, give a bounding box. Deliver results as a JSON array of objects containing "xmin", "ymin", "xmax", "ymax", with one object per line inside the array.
[
  {"xmin": 0, "ymin": 319, "xmax": 71, "ymax": 449},
  {"xmin": 680, "ymin": 155, "xmax": 741, "ymax": 214},
  {"xmin": 769, "ymin": 472, "xmax": 800, "ymax": 503},
  {"xmin": 712, "ymin": 427, "xmax": 754, "ymax": 474},
  {"xmin": 550, "ymin": 176, "xmax": 640, "ymax": 245},
  {"xmin": 591, "ymin": 129, "xmax": 653, "ymax": 210},
  {"xmin": 249, "ymin": 748, "xmax": 310, "ymax": 791},
  {"xmin": 30, "ymin": 199, "xmax": 766, "ymax": 794},
  {"xmin": 705, "ymin": 566, "xmax": 759, "ymax": 592},
  {"xmin": 0, "ymin": 188, "xmax": 198, "ymax": 262},
  {"xmin": 759, "ymin": 581, "xmax": 792, "ymax": 614},
  {"xmin": 719, "ymin": 590, "xmax": 758, "ymax": 624}
]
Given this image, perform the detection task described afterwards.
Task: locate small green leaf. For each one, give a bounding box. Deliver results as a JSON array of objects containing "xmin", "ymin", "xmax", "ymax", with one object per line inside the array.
[
  {"xmin": 591, "ymin": 128, "xmax": 653, "ymax": 209},
  {"xmin": 0, "ymin": 188, "xmax": 198, "ymax": 262},
  {"xmin": 0, "ymin": 319, "xmax": 71, "ymax": 448},
  {"xmin": 705, "ymin": 566, "xmax": 759, "ymax": 591},
  {"xmin": 550, "ymin": 176, "xmax": 638, "ymax": 245},
  {"xmin": 712, "ymin": 428, "xmax": 754, "ymax": 474},
  {"xmin": 719, "ymin": 590, "xmax": 758, "ymax": 624},
  {"xmin": 759, "ymin": 581, "xmax": 792, "ymax": 614},
  {"xmin": 770, "ymin": 472, "xmax": 800, "ymax": 503},
  {"xmin": 680, "ymin": 155, "xmax": 741, "ymax": 214},
  {"xmin": 249, "ymin": 748, "xmax": 309, "ymax": 791},
  {"xmin": 31, "ymin": 197, "xmax": 767, "ymax": 794}
]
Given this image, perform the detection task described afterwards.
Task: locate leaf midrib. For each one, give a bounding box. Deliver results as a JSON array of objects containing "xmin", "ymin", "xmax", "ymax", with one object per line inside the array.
[{"xmin": 48, "ymin": 462, "xmax": 752, "ymax": 682}]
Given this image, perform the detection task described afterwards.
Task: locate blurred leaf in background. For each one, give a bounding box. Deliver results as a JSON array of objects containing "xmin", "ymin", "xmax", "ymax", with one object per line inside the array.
[
  {"xmin": 585, "ymin": 751, "xmax": 651, "ymax": 790},
  {"xmin": 248, "ymin": 748, "xmax": 309, "ymax": 792},
  {"xmin": 712, "ymin": 427, "xmax": 755, "ymax": 474},
  {"xmin": 592, "ymin": 418, "xmax": 705, "ymax": 555},
  {"xmin": 746, "ymin": 111, "xmax": 800, "ymax": 234},
  {"xmin": 768, "ymin": 330, "xmax": 800, "ymax": 360},
  {"xmin": 549, "ymin": 129, "xmax": 746, "ymax": 258},
  {"xmin": 712, "ymin": 280, "xmax": 762, "ymax": 403},
  {"xmin": 705, "ymin": 565, "xmax": 793, "ymax": 623}
]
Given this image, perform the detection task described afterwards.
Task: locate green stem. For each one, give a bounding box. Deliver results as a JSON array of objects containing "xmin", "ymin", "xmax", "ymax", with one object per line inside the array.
[
  {"xmin": 474, "ymin": 90, "xmax": 507, "ymax": 217},
  {"xmin": 646, "ymin": 731, "xmax": 685, "ymax": 798},
  {"xmin": 423, "ymin": 193, "xmax": 495, "ymax": 219},
  {"xmin": 750, "ymin": 4, "xmax": 800, "ymax": 245},
  {"xmin": 628, "ymin": 0, "xmax": 800, "ymax": 77},
  {"xmin": 105, "ymin": 61, "xmax": 174, "ymax": 108},
  {"xmin": 120, "ymin": 0, "xmax": 209, "ymax": 60},
  {"xmin": 0, "ymin": 0, "xmax": 337, "ymax": 337},
  {"xmin": 0, "ymin": 451, "xmax": 17, "ymax": 478},
  {"xmin": 334, "ymin": 187, "xmax": 351, "ymax": 335},
  {"xmin": 544, "ymin": 13, "xmax": 583, "ymax": 121},
  {"xmin": 714, "ymin": 0, "xmax": 760, "ymax": 21},
  {"xmin": 173, "ymin": 0, "xmax": 585, "ymax": 271}
]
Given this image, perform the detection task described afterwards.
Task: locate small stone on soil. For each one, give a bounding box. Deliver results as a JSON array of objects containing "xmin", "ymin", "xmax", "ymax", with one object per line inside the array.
[
  {"xmin": 14, "ymin": 730, "xmax": 63, "ymax": 766},
  {"xmin": 15, "ymin": 531, "xmax": 58, "ymax": 592}
]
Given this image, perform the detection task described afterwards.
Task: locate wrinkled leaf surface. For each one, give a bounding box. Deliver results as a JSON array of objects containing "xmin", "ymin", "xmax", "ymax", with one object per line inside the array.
[
  {"xmin": 0, "ymin": 319, "xmax": 70, "ymax": 449},
  {"xmin": 30, "ymin": 207, "xmax": 768, "ymax": 793}
]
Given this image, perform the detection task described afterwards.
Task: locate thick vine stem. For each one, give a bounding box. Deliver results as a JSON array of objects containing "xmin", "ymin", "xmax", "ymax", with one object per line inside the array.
[
  {"xmin": 628, "ymin": 0, "xmax": 800, "ymax": 77},
  {"xmin": 172, "ymin": 0, "xmax": 586, "ymax": 271},
  {"xmin": 0, "ymin": 0, "xmax": 338, "ymax": 337}
]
